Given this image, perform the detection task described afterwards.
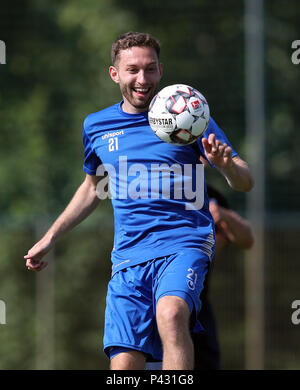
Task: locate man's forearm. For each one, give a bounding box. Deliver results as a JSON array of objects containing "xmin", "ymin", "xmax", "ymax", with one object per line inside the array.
[
  {"xmin": 45, "ymin": 178, "xmax": 101, "ymax": 243},
  {"xmin": 219, "ymin": 157, "xmax": 254, "ymax": 192},
  {"xmin": 24, "ymin": 175, "xmax": 102, "ymax": 271}
]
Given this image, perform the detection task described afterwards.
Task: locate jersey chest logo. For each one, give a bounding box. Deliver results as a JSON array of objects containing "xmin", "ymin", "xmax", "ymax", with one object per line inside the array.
[{"xmin": 101, "ymin": 130, "xmax": 125, "ymax": 152}]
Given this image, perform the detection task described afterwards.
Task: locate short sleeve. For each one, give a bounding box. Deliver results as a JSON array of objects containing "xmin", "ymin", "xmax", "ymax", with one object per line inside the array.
[{"xmin": 82, "ymin": 120, "xmax": 102, "ymax": 175}]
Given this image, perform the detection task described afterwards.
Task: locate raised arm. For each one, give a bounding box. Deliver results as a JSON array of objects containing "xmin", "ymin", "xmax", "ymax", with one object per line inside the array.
[
  {"xmin": 202, "ymin": 133, "xmax": 254, "ymax": 192},
  {"xmin": 24, "ymin": 174, "xmax": 103, "ymax": 272}
]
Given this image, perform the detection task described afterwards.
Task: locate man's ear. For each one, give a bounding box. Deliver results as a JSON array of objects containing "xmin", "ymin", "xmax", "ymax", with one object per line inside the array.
[
  {"xmin": 159, "ymin": 62, "xmax": 163, "ymax": 78},
  {"xmin": 109, "ymin": 66, "xmax": 120, "ymax": 84}
]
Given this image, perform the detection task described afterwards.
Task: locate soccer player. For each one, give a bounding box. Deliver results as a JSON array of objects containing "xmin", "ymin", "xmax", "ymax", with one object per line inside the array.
[{"xmin": 24, "ymin": 32, "xmax": 254, "ymax": 370}]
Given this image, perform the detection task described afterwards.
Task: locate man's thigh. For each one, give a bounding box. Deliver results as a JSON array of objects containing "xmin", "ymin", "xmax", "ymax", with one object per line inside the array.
[{"xmin": 154, "ymin": 249, "xmax": 210, "ymax": 317}]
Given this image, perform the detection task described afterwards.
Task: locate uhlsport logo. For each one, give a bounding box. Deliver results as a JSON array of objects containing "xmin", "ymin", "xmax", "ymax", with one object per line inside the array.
[
  {"xmin": 0, "ymin": 40, "xmax": 6, "ymax": 64},
  {"xmin": 0, "ymin": 300, "xmax": 6, "ymax": 324},
  {"xmin": 95, "ymin": 156, "xmax": 205, "ymax": 210}
]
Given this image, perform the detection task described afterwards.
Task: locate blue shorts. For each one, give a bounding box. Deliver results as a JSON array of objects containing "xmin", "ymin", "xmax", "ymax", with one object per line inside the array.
[{"xmin": 103, "ymin": 249, "xmax": 210, "ymax": 361}]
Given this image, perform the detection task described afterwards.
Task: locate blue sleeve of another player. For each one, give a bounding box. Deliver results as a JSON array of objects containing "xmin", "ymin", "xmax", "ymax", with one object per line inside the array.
[
  {"xmin": 82, "ymin": 118, "xmax": 102, "ymax": 175},
  {"xmin": 197, "ymin": 117, "xmax": 238, "ymax": 167}
]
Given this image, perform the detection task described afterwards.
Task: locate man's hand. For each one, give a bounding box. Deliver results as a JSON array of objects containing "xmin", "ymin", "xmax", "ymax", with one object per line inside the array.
[
  {"xmin": 24, "ymin": 235, "xmax": 53, "ymax": 272},
  {"xmin": 202, "ymin": 133, "xmax": 254, "ymax": 192},
  {"xmin": 201, "ymin": 133, "xmax": 233, "ymax": 169}
]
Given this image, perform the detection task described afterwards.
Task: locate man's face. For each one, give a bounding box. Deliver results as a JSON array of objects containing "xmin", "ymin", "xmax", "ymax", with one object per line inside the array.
[{"xmin": 109, "ymin": 46, "xmax": 163, "ymax": 114}]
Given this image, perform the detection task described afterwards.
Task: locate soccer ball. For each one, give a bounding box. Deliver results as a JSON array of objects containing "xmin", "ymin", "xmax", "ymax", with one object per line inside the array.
[{"xmin": 148, "ymin": 84, "xmax": 210, "ymax": 145}]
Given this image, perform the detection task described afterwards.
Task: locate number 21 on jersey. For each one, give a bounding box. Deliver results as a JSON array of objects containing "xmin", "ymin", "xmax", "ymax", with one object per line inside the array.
[{"xmin": 108, "ymin": 137, "xmax": 119, "ymax": 152}]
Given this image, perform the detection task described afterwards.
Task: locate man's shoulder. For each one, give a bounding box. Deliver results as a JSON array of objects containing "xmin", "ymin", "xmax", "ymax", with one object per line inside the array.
[
  {"xmin": 205, "ymin": 116, "xmax": 218, "ymax": 133},
  {"xmin": 83, "ymin": 102, "xmax": 120, "ymax": 131}
]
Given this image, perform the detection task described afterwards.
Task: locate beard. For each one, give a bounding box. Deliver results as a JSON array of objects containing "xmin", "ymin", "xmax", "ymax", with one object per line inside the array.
[{"xmin": 120, "ymin": 82, "xmax": 159, "ymax": 111}]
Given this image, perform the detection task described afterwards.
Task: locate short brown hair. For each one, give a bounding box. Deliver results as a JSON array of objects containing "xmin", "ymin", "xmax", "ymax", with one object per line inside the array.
[{"xmin": 111, "ymin": 32, "xmax": 161, "ymax": 66}]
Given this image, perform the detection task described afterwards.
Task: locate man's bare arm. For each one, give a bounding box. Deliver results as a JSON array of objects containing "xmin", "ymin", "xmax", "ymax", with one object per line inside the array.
[
  {"xmin": 202, "ymin": 133, "xmax": 254, "ymax": 192},
  {"xmin": 24, "ymin": 174, "xmax": 103, "ymax": 272}
]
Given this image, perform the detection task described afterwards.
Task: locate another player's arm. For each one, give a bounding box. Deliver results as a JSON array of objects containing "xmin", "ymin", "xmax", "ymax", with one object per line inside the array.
[
  {"xmin": 24, "ymin": 174, "xmax": 103, "ymax": 272},
  {"xmin": 209, "ymin": 201, "xmax": 254, "ymax": 249},
  {"xmin": 202, "ymin": 133, "xmax": 254, "ymax": 192}
]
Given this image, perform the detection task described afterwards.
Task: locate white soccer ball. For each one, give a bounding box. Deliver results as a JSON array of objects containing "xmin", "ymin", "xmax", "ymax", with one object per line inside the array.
[{"xmin": 148, "ymin": 84, "xmax": 210, "ymax": 145}]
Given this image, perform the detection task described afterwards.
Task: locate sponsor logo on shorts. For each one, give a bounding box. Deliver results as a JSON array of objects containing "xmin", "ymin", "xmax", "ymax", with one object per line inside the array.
[{"xmin": 186, "ymin": 268, "xmax": 198, "ymax": 291}]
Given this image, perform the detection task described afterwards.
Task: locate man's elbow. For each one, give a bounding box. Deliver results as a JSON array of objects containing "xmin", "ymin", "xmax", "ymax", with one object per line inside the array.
[
  {"xmin": 244, "ymin": 174, "xmax": 255, "ymax": 192},
  {"xmin": 231, "ymin": 175, "xmax": 254, "ymax": 192},
  {"xmin": 232, "ymin": 157, "xmax": 255, "ymax": 192}
]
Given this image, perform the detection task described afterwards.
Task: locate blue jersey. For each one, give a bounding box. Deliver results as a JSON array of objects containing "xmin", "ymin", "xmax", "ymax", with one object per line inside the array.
[{"xmin": 83, "ymin": 101, "xmax": 237, "ymax": 274}]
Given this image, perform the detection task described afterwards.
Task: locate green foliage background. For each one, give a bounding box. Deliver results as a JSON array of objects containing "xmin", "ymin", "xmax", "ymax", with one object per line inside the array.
[{"xmin": 0, "ymin": 0, "xmax": 299, "ymax": 369}]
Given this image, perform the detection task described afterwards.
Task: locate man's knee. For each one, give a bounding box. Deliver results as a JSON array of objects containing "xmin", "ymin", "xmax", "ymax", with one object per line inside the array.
[
  {"xmin": 156, "ymin": 296, "xmax": 191, "ymax": 341},
  {"xmin": 110, "ymin": 350, "xmax": 146, "ymax": 370}
]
